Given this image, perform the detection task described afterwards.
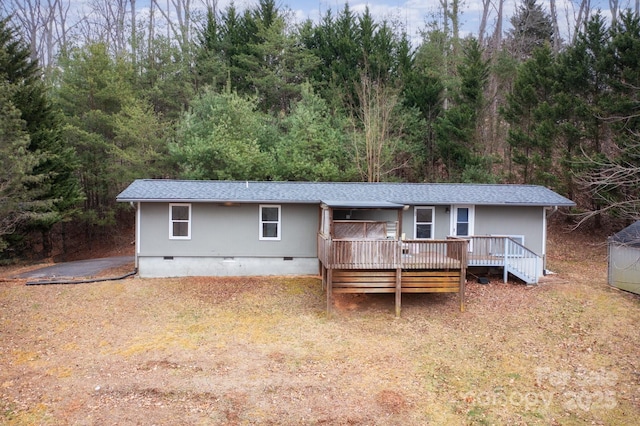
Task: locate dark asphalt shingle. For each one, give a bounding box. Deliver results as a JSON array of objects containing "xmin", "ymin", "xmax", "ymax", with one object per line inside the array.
[{"xmin": 116, "ymin": 179, "xmax": 576, "ymax": 207}]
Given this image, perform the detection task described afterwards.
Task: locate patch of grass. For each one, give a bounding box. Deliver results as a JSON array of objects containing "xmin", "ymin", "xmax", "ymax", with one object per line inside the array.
[
  {"xmin": 467, "ymin": 405, "xmax": 491, "ymax": 425},
  {"xmin": 46, "ymin": 366, "xmax": 73, "ymax": 378},
  {"xmin": 11, "ymin": 350, "xmax": 40, "ymax": 365},
  {"xmin": 117, "ymin": 330, "xmax": 199, "ymax": 357},
  {"xmin": 1, "ymin": 403, "xmax": 51, "ymax": 425}
]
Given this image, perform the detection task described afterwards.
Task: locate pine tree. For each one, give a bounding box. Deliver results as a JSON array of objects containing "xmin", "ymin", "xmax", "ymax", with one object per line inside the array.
[
  {"xmin": 55, "ymin": 43, "xmax": 166, "ymax": 228},
  {"xmin": 554, "ymin": 13, "xmax": 611, "ymax": 200},
  {"xmin": 501, "ymin": 45, "xmax": 557, "ymax": 185},
  {"xmin": 0, "ymin": 81, "xmax": 43, "ymax": 252},
  {"xmin": 0, "ymin": 17, "xmax": 82, "ymax": 257},
  {"xmin": 506, "ymin": 0, "xmax": 555, "ymax": 61},
  {"xmin": 170, "ymin": 87, "xmax": 273, "ymax": 180},
  {"xmin": 434, "ymin": 38, "xmax": 491, "ymax": 181}
]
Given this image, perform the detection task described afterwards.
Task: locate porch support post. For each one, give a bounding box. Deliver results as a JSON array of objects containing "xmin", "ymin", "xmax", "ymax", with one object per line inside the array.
[
  {"xmin": 326, "ymin": 268, "xmax": 333, "ymax": 317},
  {"xmin": 395, "ymin": 267, "xmax": 402, "ymax": 318},
  {"xmin": 503, "ymin": 238, "xmax": 509, "ymax": 283},
  {"xmin": 460, "ymin": 240, "xmax": 467, "ymax": 312},
  {"xmin": 459, "ymin": 268, "xmax": 466, "ymax": 313}
]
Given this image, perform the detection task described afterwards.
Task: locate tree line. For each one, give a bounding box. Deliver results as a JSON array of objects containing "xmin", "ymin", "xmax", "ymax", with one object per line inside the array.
[{"xmin": 1, "ymin": 0, "xmax": 639, "ymax": 258}]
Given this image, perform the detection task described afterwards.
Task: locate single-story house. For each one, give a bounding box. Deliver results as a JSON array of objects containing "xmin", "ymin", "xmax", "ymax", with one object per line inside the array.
[
  {"xmin": 117, "ymin": 179, "xmax": 575, "ymax": 315},
  {"xmin": 608, "ymin": 221, "xmax": 640, "ymax": 295}
]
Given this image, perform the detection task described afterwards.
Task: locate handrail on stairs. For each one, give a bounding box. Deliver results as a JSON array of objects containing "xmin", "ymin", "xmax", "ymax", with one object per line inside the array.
[{"xmin": 467, "ymin": 236, "xmax": 541, "ymax": 284}]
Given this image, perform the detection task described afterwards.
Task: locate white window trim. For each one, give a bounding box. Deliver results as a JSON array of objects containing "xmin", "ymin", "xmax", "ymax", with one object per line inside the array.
[
  {"xmin": 259, "ymin": 204, "xmax": 281, "ymax": 241},
  {"xmin": 414, "ymin": 206, "xmax": 435, "ymax": 239},
  {"xmin": 169, "ymin": 203, "xmax": 191, "ymax": 240}
]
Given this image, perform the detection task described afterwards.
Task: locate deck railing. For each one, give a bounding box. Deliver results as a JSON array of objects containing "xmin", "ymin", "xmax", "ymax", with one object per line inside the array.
[
  {"xmin": 318, "ymin": 234, "xmax": 468, "ymax": 270},
  {"xmin": 467, "ymin": 236, "xmax": 540, "ymax": 284}
]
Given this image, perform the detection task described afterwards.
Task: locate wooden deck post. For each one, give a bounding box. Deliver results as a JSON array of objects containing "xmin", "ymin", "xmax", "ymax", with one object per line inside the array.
[
  {"xmin": 395, "ymin": 268, "xmax": 402, "ymax": 318},
  {"xmin": 459, "ymin": 271, "xmax": 466, "ymax": 312},
  {"xmin": 326, "ymin": 268, "xmax": 333, "ymax": 317},
  {"xmin": 503, "ymin": 237, "xmax": 509, "ymax": 283},
  {"xmin": 460, "ymin": 241, "xmax": 467, "ymax": 312}
]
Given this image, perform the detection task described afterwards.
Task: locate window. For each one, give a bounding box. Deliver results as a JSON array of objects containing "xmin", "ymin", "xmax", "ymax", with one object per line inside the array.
[
  {"xmin": 169, "ymin": 203, "xmax": 191, "ymax": 239},
  {"xmin": 414, "ymin": 207, "xmax": 435, "ymax": 239},
  {"xmin": 260, "ymin": 205, "xmax": 281, "ymax": 240}
]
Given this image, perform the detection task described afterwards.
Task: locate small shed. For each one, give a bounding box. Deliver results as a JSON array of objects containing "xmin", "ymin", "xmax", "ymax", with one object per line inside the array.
[{"xmin": 608, "ymin": 221, "xmax": 640, "ymax": 295}]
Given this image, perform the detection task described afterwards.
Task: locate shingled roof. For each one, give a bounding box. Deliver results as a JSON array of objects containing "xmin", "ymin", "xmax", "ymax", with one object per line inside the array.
[{"xmin": 116, "ymin": 179, "xmax": 575, "ymax": 207}]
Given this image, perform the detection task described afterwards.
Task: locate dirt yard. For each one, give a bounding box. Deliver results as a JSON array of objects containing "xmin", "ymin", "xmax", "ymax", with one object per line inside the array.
[{"xmin": 1, "ymin": 226, "xmax": 639, "ymax": 425}]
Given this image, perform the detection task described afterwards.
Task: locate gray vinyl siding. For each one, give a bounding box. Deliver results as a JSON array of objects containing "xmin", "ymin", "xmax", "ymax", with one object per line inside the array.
[
  {"xmin": 474, "ymin": 206, "xmax": 545, "ymax": 255},
  {"xmin": 139, "ymin": 202, "xmax": 318, "ymax": 257},
  {"xmin": 400, "ymin": 205, "xmax": 544, "ymax": 254},
  {"xmin": 139, "ymin": 202, "xmax": 545, "ymax": 257}
]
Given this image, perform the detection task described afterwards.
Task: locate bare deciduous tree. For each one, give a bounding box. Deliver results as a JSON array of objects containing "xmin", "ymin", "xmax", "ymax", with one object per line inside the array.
[
  {"xmin": 549, "ymin": 0, "xmax": 561, "ymax": 52},
  {"xmin": 1, "ymin": 0, "xmax": 71, "ymax": 68},
  {"xmin": 87, "ymin": 0, "xmax": 129, "ymax": 55},
  {"xmin": 352, "ymin": 74, "xmax": 403, "ymax": 182},
  {"xmin": 571, "ymin": 0, "xmax": 592, "ymax": 43},
  {"xmin": 492, "ymin": 0, "xmax": 505, "ymax": 52},
  {"xmin": 478, "ymin": 0, "xmax": 492, "ymax": 45},
  {"xmin": 576, "ymin": 150, "xmax": 640, "ymax": 225},
  {"xmin": 152, "ymin": 0, "xmax": 193, "ymax": 56},
  {"xmin": 130, "ymin": 0, "xmax": 136, "ymax": 64},
  {"xmin": 609, "ymin": 0, "xmax": 619, "ymax": 27}
]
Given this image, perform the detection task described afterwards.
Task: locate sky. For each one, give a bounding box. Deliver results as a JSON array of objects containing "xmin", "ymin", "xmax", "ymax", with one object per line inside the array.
[
  {"xmin": 231, "ymin": 0, "xmax": 616, "ymax": 43},
  {"xmin": 38, "ymin": 0, "xmax": 623, "ymax": 47}
]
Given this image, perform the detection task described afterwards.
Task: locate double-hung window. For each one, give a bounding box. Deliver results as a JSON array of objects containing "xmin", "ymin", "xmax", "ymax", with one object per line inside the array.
[
  {"xmin": 414, "ymin": 207, "xmax": 435, "ymax": 239},
  {"xmin": 260, "ymin": 205, "xmax": 281, "ymax": 240},
  {"xmin": 169, "ymin": 203, "xmax": 191, "ymax": 239}
]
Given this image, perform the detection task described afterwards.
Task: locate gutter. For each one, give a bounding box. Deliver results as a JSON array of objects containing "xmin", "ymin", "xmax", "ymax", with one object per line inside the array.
[{"xmin": 546, "ymin": 205, "xmax": 559, "ymax": 218}]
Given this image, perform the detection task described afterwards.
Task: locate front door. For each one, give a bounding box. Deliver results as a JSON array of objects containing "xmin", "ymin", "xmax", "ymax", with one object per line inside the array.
[{"xmin": 450, "ymin": 205, "xmax": 474, "ymax": 249}]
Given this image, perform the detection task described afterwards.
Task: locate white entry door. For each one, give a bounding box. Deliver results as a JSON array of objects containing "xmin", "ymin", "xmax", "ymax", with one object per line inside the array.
[{"xmin": 450, "ymin": 205, "xmax": 475, "ymax": 246}]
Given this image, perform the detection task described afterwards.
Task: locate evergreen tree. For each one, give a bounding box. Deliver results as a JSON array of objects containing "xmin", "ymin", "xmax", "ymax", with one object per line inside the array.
[
  {"xmin": 0, "ymin": 81, "xmax": 45, "ymax": 253},
  {"xmin": 195, "ymin": 6, "xmax": 225, "ymax": 90},
  {"xmin": 243, "ymin": 2, "xmax": 320, "ymax": 114},
  {"xmin": 501, "ymin": 45, "xmax": 557, "ymax": 185},
  {"xmin": 170, "ymin": 87, "xmax": 273, "ymax": 180},
  {"xmin": 300, "ymin": 5, "xmax": 414, "ymax": 120},
  {"xmin": 582, "ymin": 11, "xmax": 640, "ymax": 220},
  {"xmin": 139, "ymin": 35, "xmax": 195, "ymax": 121},
  {"xmin": 434, "ymin": 38, "xmax": 491, "ymax": 181},
  {"xmin": 554, "ymin": 13, "xmax": 611, "ymax": 200},
  {"xmin": 506, "ymin": 0, "xmax": 555, "ymax": 61},
  {"xmin": 273, "ymin": 84, "xmax": 354, "ymax": 181},
  {"xmin": 216, "ymin": 3, "xmax": 257, "ymax": 94},
  {"xmin": 0, "ymin": 17, "xmax": 82, "ymax": 257},
  {"xmin": 55, "ymin": 43, "xmax": 167, "ymax": 227}
]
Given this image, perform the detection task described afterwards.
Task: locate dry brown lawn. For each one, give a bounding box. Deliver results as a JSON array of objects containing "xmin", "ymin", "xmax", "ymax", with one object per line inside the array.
[{"xmin": 1, "ymin": 227, "xmax": 639, "ymax": 425}]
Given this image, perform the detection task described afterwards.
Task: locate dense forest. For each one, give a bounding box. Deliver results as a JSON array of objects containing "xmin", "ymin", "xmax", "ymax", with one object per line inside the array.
[{"xmin": 1, "ymin": 0, "xmax": 639, "ymax": 259}]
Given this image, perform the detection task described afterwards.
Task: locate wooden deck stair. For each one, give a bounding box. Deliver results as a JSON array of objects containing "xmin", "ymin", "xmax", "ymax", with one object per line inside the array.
[{"xmin": 467, "ymin": 236, "xmax": 541, "ymax": 285}]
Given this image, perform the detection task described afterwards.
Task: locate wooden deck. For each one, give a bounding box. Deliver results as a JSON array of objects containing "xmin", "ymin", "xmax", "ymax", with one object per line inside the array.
[{"xmin": 318, "ymin": 235, "xmax": 468, "ymax": 317}]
